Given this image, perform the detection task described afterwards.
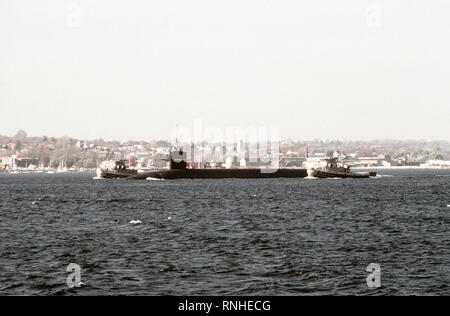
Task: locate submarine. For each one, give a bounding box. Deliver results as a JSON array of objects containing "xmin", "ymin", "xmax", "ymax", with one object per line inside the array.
[{"xmin": 128, "ymin": 149, "xmax": 308, "ymax": 180}]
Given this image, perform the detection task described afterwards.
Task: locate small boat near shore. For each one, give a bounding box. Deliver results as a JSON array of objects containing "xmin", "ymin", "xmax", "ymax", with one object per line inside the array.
[
  {"xmin": 307, "ymin": 158, "xmax": 376, "ymax": 179},
  {"xmin": 57, "ymin": 160, "xmax": 68, "ymax": 173}
]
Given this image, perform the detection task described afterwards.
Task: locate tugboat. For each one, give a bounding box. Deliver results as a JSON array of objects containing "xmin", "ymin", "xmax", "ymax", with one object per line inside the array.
[
  {"xmin": 96, "ymin": 160, "xmax": 138, "ymax": 179},
  {"xmin": 307, "ymin": 158, "xmax": 376, "ymax": 178}
]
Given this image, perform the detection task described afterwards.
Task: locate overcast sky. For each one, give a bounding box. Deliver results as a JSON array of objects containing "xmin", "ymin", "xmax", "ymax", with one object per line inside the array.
[{"xmin": 0, "ymin": 0, "xmax": 449, "ymax": 141}]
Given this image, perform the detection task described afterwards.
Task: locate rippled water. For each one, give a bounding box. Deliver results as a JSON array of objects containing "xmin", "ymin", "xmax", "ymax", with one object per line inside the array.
[{"xmin": 0, "ymin": 170, "xmax": 449, "ymax": 295}]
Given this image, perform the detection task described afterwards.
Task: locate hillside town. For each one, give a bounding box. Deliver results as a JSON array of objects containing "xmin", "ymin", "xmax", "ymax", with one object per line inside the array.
[{"xmin": 1, "ymin": 130, "xmax": 449, "ymax": 172}]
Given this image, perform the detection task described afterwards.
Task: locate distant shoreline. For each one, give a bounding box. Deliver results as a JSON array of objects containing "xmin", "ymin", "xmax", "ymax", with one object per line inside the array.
[{"xmin": 355, "ymin": 166, "xmax": 450, "ymax": 170}]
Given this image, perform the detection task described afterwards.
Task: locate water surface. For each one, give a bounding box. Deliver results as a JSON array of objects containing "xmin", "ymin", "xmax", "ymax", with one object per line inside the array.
[{"xmin": 0, "ymin": 169, "xmax": 448, "ymax": 295}]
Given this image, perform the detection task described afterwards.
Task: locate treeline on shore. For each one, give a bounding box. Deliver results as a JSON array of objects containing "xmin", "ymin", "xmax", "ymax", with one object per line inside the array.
[{"xmin": 1, "ymin": 130, "xmax": 449, "ymax": 169}]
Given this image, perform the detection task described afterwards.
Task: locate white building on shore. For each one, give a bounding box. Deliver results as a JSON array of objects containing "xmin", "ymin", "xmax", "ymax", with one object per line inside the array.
[{"xmin": 420, "ymin": 160, "xmax": 450, "ymax": 168}]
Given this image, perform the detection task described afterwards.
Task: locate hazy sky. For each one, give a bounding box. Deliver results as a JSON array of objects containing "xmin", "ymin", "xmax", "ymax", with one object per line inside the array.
[{"xmin": 1, "ymin": 0, "xmax": 449, "ymax": 141}]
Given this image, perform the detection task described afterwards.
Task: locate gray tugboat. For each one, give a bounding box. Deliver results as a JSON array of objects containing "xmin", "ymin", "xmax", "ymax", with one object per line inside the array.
[
  {"xmin": 307, "ymin": 158, "xmax": 376, "ymax": 178},
  {"xmin": 96, "ymin": 160, "xmax": 137, "ymax": 179}
]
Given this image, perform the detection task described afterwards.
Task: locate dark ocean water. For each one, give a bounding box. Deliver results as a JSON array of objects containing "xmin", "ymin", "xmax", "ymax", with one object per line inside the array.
[{"xmin": 0, "ymin": 169, "xmax": 448, "ymax": 295}]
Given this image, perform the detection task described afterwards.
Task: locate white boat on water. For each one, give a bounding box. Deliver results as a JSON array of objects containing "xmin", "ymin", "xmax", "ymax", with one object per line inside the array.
[{"xmin": 57, "ymin": 160, "xmax": 68, "ymax": 173}]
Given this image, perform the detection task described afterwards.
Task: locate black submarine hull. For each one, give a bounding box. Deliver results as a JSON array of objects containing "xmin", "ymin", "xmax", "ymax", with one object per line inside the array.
[{"xmin": 129, "ymin": 168, "xmax": 308, "ymax": 180}]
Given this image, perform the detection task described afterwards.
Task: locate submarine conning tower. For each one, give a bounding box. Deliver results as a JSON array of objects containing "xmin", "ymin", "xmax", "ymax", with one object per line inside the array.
[{"xmin": 170, "ymin": 149, "xmax": 187, "ymax": 170}]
